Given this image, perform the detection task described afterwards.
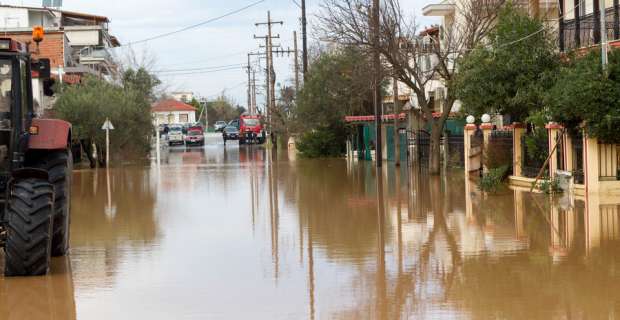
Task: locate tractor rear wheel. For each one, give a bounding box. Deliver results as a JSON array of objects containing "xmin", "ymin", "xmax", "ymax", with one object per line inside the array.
[
  {"xmin": 4, "ymin": 178, "xmax": 54, "ymax": 276},
  {"xmin": 34, "ymin": 150, "xmax": 72, "ymax": 256}
]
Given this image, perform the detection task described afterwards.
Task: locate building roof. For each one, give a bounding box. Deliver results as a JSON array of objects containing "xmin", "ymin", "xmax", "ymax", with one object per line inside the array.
[
  {"xmin": 152, "ymin": 99, "xmax": 197, "ymax": 113},
  {"xmin": 0, "ymin": 5, "xmax": 110, "ymax": 23}
]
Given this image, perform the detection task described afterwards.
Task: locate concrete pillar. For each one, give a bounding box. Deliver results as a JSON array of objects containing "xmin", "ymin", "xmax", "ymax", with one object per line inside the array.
[
  {"xmin": 464, "ymin": 123, "xmax": 477, "ymax": 176},
  {"xmin": 480, "ymin": 122, "xmax": 493, "ymax": 174},
  {"xmin": 585, "ymin": 135, "xmax": 600, "ymax": 193},
  {"xmin": 546, "ymin": 123, "xmax": 563, "ymax": 178},
  {"xmin": 585, "ymin": 193, "xmax": 601, "ymax": 254},
  {"xmin": 512, "ymin": 123, "xmax": 525, "ymax": 177},
  {"xmin": 514, "ymin": 189, "xmax": 525, "ymax": 239}
]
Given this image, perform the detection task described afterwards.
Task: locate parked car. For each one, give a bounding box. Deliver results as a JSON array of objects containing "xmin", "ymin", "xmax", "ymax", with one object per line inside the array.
[
  {"xmin": 168, "ymin": 124, "xmax": 184, "ymax": 146},
  {"xmin": 185, "ymin": 129, "xmax": 205, "ymax": 146},
  {"xmin": 222, "ymin": 126, "xmax": 239, "ymax": 144},
  {"xmin": 214, "ymin": 121, "xmax": 227, "ymax": 132}
]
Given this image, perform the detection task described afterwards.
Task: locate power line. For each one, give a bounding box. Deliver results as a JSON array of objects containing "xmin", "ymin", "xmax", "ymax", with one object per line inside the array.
[
  {"xmin": 153, "ymin": 63, "xmax": 246, "ymax": 73},
  {"xmin": 119, "ymin": 0, "xmax": 266, "ymax": 47},
  {"xmin": 155, "ymin": 66, "xmax": 244, "ymax": 76},
  {"xmin": 290, "ymin": 0, "xmax": 301, "ymax": 9}
]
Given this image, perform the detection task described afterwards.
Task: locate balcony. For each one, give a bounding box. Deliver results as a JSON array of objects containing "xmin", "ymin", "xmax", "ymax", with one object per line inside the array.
[
  {"xmin": 561, "ymin": 7, "xmax": 620, "ymax": 51},
  {"xmin": 78, "ymin": 46, "xmax": 112, "ymax": 65}
]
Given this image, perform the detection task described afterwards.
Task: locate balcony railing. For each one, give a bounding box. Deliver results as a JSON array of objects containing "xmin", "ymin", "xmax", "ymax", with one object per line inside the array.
[
  {"xmin": 78, "ymin": 46, "xmax": 112, "ymax": 64},
  {"xmin": 561, "ymin": 7, "xmax": 620, "ymax": 51}
]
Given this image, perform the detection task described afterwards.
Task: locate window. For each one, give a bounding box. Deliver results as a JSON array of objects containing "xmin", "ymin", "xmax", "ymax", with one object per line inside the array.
[{"xmin": 179, "ymin": 114, "xmax": 189, "ymax": 123}]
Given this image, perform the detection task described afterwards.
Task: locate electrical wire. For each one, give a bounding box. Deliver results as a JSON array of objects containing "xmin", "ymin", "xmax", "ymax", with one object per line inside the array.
[
  {"xmin": 155, "ymin": 66, "xmax": 244, "ymax": 76},
  {"xmin": 153, "ymin": 63, "xmax": 246, "ymax": 73},
  {"xmin": 119, "ymin": 0, "xmax": 266, "ymax": 47},
  {"xmin": 289, "ymin": 0, "xmax": 301, "ymax": 9}
]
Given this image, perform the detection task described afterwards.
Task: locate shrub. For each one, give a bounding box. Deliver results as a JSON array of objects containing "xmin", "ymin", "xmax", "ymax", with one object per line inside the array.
[
  {"xmin": 296, "ymin": 127, "xmax": 345, "ymax": 158},
  {"xmin": 479, "ymin": 165, "xmax": 510, "ymax": 193},
  {"xmin": 536, "ymin": 177, "xmax": 563, "ymax": 194}
]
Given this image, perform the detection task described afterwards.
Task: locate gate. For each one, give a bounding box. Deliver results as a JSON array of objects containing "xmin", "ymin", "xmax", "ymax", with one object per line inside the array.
[
  {"xmin": 468, "ymin": 129, "xmax": 483, "ymax": 172},
  {"xmin": 488, "ymin": 130, "xmax": 514, "ymax": 174},
  {"xmin": 571, "ymin": 131, "xmax": 584, "ymax": 184},
  {"xmin": 521, "ymin": 131, "xmax": 548, "ymax": 178},
  {"xmin": 417, "ymin": 130, "xmax": 431, "ymax": 166},
  {"xmin": 447, "ymin": 132, "xmax": 464, "ymax": 167}
]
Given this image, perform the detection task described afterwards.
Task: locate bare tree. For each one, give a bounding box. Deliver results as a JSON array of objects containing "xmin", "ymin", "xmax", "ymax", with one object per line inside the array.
[{"xmin": 318, "ymin": 0, "xmax": 505, "ymax": 174}]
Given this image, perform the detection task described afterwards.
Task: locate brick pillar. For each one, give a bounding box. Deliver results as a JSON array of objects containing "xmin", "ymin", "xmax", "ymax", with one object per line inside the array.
[
  {"xmin": 546, "ymin": 123, "xmax": 563, "ymax": 178},
  {"xmin": 480, "ymin": 122, "xmax": 493, "ymax": 174},
  {"xmin": 512, "ymin": 123, "xmax": 525, "ymax": 177},
  {"xmin": 464, "ymin": 123, "xmax": 477, "ymax": 176},
  {"xmin": 584, "ymin": 134, "xmax": 600, "ymax": 193}
]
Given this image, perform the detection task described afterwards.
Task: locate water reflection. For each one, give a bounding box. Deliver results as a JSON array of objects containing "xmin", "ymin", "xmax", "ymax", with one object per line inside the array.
[{"xmin": 1, "ymin": 143, "xmax": 620, "ymax": 319}]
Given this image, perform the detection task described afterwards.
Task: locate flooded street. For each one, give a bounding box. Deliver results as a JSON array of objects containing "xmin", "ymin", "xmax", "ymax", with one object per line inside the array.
[{"xmin": 1, "ymin": 135, "xmax": 620, "ymax": 319}]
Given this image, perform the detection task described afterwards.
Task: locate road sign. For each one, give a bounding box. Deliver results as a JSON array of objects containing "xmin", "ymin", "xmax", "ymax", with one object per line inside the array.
[
  {"xmin": 101, "ymin": 119, "xmax": 115, "ymax": 130},
  {"xmin": 102, "ymin": 118, "xmax": 114, "ymax": 168}
]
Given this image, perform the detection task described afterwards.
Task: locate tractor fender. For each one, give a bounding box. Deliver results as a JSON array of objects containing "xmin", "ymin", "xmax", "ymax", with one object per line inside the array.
[
  {"xmin": 11, "ymin": 167, "xmax": 49, "ymax": 181},
  {"xmin": 28, "ymin": 119, "xmax": 71, "ymax": 150}
]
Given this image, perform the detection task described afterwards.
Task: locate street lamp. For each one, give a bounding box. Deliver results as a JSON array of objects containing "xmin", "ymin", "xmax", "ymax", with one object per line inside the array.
[
  {"xmin": 481, "ymin": 113, "xmax": 491, "ymax": 124},
  {"xmin": 466, "ymin": 115, "xmax": 475, "ymax": 124}
]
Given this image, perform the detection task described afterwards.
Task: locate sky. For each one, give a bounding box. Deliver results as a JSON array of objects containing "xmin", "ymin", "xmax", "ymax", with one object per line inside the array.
[{"xmin": 4, "ymin": 0, "xmax": 438, "ymax": 107}]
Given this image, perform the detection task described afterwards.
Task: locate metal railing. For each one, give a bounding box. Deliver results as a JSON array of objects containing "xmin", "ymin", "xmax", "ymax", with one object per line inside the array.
[
  {"xmin": 598, "ymin": 143, "xmax": 620, "ymax": 181},
  {"xmin": 562, "ymin": 8, "xmax": 620, "ymax": 51},
  {"xmin": 521, "ymin": 132, "xmax": 548, "ymax": 178}
]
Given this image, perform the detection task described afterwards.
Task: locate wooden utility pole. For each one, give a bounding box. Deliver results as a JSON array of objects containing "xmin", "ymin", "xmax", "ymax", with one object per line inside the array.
[
  {"xmin": 247, "ymin": 53, "xmax": 252, "ymax": 114},
  {"xmin": 372, "ymin": 0, "xmax": 383, "ymax": 167},
  {"xmin": 293, "ymin": 31, "xmax": 300, "ymax": 93},
  {"xmin": 255, "ymin": 11, "xmax": 283, "ymax": 147},
  {"xmin": 301, "ymin": 0, "xmax": 308, "ymax": 78}
]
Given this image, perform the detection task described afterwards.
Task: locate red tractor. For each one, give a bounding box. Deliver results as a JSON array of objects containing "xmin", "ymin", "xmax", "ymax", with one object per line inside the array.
[{"xmin": 0, "ymin": 32, "xmax": 73, "ymax": 276}]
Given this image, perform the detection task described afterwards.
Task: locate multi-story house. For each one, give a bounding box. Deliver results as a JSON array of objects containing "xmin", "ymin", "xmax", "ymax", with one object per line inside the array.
[
  {"xmin": 0, "ymin": 5, "xmax": 120, "ymax": 114},
  {"xmin": 559, "ymin": 0, "xmax": 620, "ymax": 51}
]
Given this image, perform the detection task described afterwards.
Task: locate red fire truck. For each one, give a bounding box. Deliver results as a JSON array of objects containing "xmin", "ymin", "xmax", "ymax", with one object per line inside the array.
[{"xmin": 229, "ymin": 115, "xmax": 265, "ymax": 145}]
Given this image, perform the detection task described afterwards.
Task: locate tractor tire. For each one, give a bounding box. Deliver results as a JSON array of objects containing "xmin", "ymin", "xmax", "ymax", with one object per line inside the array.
[
  {"xmin": 4, "ymin": 178, "xmax": 54, "ymax": 276},
  {"xmin": 34, "ymin": 150, "xmax": 72, "ymax": 257}
]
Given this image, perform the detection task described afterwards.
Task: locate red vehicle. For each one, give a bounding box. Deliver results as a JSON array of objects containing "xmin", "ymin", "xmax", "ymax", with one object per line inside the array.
[
  {"xmin": 184, "ymin": 124, "xmax": 204, "ymax": 146},
  {"xmin": 230, "ymin": 115, "xmax": 265, "ymax": 145},
  {"xmin": 0, "ymin": 29, "xmax": 74, "ymax": 276}
]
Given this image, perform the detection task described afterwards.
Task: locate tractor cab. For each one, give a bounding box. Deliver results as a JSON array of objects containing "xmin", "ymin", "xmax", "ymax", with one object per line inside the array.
[{"xmin": 0, "ymin": 30, "xmax": 74, "ymax": 277}]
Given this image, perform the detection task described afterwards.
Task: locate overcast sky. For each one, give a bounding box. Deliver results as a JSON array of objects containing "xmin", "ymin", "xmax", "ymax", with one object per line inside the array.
[{"xmin": 6, "ymin": 0, "xmax": 437, "ymax": 106}]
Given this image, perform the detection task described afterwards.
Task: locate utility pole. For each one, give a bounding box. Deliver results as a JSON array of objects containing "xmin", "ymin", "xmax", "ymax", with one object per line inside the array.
[
  {"xmin": 293, "ymin": 30, "xmax": 300, "ymax": 93},
  {"xmin": 372, "ymin": 0, "xmax": 383, "ymax": 167},
  {"xmin": 600, "ymin": 0, "xmax": 609, "ymax": 72},
  {"xmin": 301, "ymin": 0, "xmax": 308, "ymax": 78},
  {"xmin": 247, "ymin": 53, "xmax": 253, "ymax": 115},
  {"xmin": 255, "ymin": 11, "xmax": 283, "ymax": 147},
  {"xmin": 251, "ymin": 69, "xmax": 257, "ymax": 115}
]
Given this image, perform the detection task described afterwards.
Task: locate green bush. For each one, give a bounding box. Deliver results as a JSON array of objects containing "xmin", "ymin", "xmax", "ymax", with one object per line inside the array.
[
  {"xmin": 536, "ymin": 177, "xmax": 563, "ymax": 194},
  {"xmin": 296, "ymin": 127, "xmax": 345, "ymax": 158},
  {"xmin": 479, "ymin": 165, "xmax": 510, "ymax": 193}
]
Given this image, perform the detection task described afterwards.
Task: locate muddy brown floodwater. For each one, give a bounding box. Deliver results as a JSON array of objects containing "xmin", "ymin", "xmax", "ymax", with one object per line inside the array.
[{"xmin": 1, "ymin": 138, "xmax": 620, "ymax": 319}]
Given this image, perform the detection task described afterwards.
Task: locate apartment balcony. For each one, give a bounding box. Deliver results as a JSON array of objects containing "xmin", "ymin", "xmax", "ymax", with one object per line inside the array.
[
  {"xmin": 561, "ymin": 7, "xmax": 620, "ymax": 51},
  {"xmin": 78, "ymin": 46, "xmax": 112, "ymax": 65}
]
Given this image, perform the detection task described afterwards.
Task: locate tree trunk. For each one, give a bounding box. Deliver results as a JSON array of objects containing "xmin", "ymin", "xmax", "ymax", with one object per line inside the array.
[
  {"xmin": 429, "ymin": 121, "xmax": 442, "ymax": 175},
  {"xmin": 392, "ymin": 75, "xmax": 400, "ymax": 166}
]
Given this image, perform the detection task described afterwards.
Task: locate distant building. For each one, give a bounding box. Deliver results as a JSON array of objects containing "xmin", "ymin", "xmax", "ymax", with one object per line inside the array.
[
  {"xmin": 171, "ymin": 91, "xmax": 194, "ymax": 103},
  {"xmin": 0, "ymin": 5, "xmax": 120, "ymax": 114},
  {"xmin": 152, "ymin": 99, "xmax": 197, "ymax": 125}
]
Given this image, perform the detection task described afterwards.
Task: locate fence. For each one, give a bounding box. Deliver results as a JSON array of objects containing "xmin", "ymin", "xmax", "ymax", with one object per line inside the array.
[
  {"xmin": 562, "ymin": 8, "xmax": 619, "ymax": 51},
  {"xmin": 488, "ymin": 130, "xmax": 514, "ymax": 175},
  {"xmin": 599, "ymin": 143, "xmax": 620, "ymax": 181},
  {"xmin": 571, "ymin": 132, "xmax": 585, "ymax": 184},
  {"xmin": 521, "ymin": 131, "xmax": 548, "ymax": 178},
  {"xmin": 416, "ymin": 130, "xmax": 431, "ymax": 166},
  {"xmin": 447, "ymin": 132, "xmax": 464, "ymax": 167}
]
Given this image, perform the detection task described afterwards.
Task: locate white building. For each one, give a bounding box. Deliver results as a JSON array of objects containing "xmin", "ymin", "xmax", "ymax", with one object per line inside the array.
[
  {"xmin": 152, "ymin": 99, "xmax": 197, "ymax": 125},
  {"xmin": 171, "ymin": 91, "xmax": 194, "ymax": 103}
]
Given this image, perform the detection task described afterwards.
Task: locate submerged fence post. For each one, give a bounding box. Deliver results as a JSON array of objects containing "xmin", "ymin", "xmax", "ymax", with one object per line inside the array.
[
  {"xmin": 464, "ymin": 122, "xmax": 477, "ymax": 176},
  {"xmin": 480, "ymin": 120, "xmax": 493, "ymax": 174},
  {"xmin": 546, "ymin": 122, "xmax": 564, "ymax": 179},
  {"xmin": 512, "ymin": 123, "xmax": 525, "ymax": 177}
]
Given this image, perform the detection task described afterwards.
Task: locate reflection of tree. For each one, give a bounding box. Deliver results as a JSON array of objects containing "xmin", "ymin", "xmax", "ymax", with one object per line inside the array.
[
  {"xmin": 72, "ymin": 168, "xmax": 159, "ymax": 245},
  {"xmin": 295, "ymin": 160, "xmax": 388, "ymax": 261}
]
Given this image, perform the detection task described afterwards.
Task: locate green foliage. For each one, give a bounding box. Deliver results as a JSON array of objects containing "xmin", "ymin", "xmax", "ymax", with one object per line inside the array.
[
  {"xmin": 546, "ymin": 49, "xmax": 620, "ymax": 143},
  {"xmin": 294, "ymin": 47, "xmax": 376, "ymax": 157},
  {"xmin": 296, "ymin": 126, "xmax": 345, "ymax": 158},
  {"xmin": 54, "ymin": 75, "xmax": 153, "ymax": 157},
  {"xmin": 523, "ymin": 128, "xmax": 548, "ymax": 165},
  {"xmin": 122, "ymin": 67, "xmax": 161, "ymax": 101},
  {"xmin": 205, "ymin": 95, "xmax": 245, "ymax": 126},
  {"xmin": 536, "ymin": 177, "xmax": 562, "ymax": 194},
  {"xmin": 479, "ymin": 165, "xmax": 510, "ymax": 193},
  {"xmin": 455, "ymin": 4, "xmax": 558, "ymax": 121},
  {"xmin": 295, "ymin": 47, "xmax": 375, "ymax": 132}
]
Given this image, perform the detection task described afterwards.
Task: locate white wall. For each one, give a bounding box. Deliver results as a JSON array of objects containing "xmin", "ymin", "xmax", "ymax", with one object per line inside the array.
[
  {"xmin": 65, "ymin": 28, "xmax": 101, "ymax": 46},
  {"xmin": 0, "ymin": 8, "xmax": 28, "ymax": 28},
  {"xmin": 153, "ymin": 111, "xmax": 196, "ymax": 125}
]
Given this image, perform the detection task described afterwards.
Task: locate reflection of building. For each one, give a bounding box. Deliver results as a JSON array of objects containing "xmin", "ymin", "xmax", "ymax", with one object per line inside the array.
[{"xmin": 152, "ymin": 99, "xmax": 197, "ymax": 125}]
